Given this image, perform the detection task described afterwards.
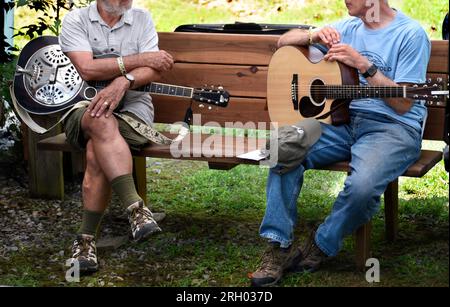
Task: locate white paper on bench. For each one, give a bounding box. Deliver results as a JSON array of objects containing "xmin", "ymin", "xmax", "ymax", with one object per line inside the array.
[{"xmin": 237, "ymin": 149, "xmax": 266, "ymax": 161}]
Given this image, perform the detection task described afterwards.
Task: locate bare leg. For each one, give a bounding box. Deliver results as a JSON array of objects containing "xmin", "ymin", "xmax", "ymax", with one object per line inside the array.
[
  {"xmin": 82, "ymin": 139, "xmax": 111, "ymax": 213},
  {"xmin": 81, "ymin": 113, "xmax": 132, "ymax": 180}
]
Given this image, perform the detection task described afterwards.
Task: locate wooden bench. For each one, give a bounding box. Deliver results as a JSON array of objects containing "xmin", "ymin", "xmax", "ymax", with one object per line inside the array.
[{"xmin": 33, "ymin": 32, "xmax": 449, "ymax": 270}]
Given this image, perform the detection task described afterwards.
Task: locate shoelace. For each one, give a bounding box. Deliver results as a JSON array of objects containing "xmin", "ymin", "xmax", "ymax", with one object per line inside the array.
[
  {"xmin": 259, "ymin": 247, "xmax": 284, "ymax": 272},
  {"xmin": 73, "ymin": 238, "xmax": 95, "ymax": 258},
  {"xmin": 131, "ymin": 206, "xmax": 154, "ymax": 231}
]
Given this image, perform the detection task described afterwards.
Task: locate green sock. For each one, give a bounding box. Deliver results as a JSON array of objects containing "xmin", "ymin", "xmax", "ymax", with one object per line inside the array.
[
  {"xmin": 111, "ymin": 174, "xmax": 142, "ymax": 209},
  {"xmin": 78, "ymin": 210, "xmax": 104, "ymax": 238}
]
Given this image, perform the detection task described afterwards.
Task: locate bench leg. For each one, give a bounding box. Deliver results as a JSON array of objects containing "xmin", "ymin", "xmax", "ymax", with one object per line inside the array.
[
  {"xmin": 133, "ymin": 156, "xmax": 147, "ymax": 205},
  {"xmin": 27, "ymin": 126, "xmax": 64, "ymax": 200},
  {"xmin": 384, "ymin": 179, "xmax": 399, "ymax": 242},
  {"xmin": 355, "ymin": 222, "xmax": 372, "ymax": 271}
]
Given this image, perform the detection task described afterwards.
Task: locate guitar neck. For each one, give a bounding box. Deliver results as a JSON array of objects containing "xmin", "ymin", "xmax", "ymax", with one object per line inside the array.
[
  {"xmin": 325, "ymin": 85, "xmax": 407, "ymax": 99},
  {"xmin": 92, "ymin": 81, "xmax": 194, "ymax": 99}
]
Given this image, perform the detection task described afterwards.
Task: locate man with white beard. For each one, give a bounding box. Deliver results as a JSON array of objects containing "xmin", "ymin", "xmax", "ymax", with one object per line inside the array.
[{"xmin": 59, "ymin": 0, "xmax": 174, "ymax": 273}]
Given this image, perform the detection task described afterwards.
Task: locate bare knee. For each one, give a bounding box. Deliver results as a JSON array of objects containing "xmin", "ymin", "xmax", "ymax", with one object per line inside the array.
[{"xmin": 82, "ymin": 113, "xmax": 119, "ymax": 141}]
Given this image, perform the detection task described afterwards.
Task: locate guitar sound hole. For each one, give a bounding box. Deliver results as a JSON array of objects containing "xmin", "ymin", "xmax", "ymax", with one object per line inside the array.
[
  {"xmin": 84, "ymin": 87, "xmax": 97, "ymax": 100},
  {"xmin": 310, "ymin": 79, "xmax": 326, "ymax": 106},
  {"xmin": 299, "ymin": 96, "xmax": 325, "ymax": 118}
]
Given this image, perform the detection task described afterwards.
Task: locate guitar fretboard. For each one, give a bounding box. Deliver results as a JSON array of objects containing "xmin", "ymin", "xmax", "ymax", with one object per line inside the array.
[
  {"xmin": 143, "ymin": 82, "xmax": 193, "ymax": 98},
  {"xmin": 324, "ymin": 85, "xmax": 405, "ymax": 99},
  {"xmin": 92, "ymin": 81, "xmax": 194, "ymax": 98}
]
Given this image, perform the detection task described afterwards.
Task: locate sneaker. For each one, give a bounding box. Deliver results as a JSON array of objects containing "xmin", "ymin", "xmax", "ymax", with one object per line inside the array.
[
  {"xmin": 127, "ymin": 201, "xmax": 162, "ymax": 242},
  {"xmin": 250, "ymin": 243, "xmax": 303, "ymax": 287},
  {"xmin": 295, "ymin": 232, "xmax": 329, "ymax": 273},
  {"xmin": 69, "ymin": 234, "xmax": 98, "ymax": 273}
]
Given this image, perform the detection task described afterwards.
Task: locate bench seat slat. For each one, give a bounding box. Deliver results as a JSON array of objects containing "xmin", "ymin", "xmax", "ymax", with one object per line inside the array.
[{"xmin": 37, "ymin": 133, "xmax": 443, "ymax": 178}]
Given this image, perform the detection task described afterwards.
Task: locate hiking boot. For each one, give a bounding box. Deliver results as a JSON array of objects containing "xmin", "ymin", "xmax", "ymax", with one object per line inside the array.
[
  {"xmin": 127, "ymin": 201, "xmax": 162, "ymax": 242},
  {"xmin": 69, "ymin": 234, "xmax": 98, "ymax": 273},
  {"xmin": 295, "ymin": 232, "xmax": 329, "ymax": 273},
  {"xmin": 250, "ymin": 243, "xmax": 303, "ymax": 287}
]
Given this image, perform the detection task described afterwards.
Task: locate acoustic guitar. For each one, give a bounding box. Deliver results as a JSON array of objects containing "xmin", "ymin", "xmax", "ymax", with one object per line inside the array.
[
  {"xmin": 267, "ymin": 45, "xmax": 449, "ymax": 126},
  {"xmin": 13, "ymin": 36, "xmax": 230, "ymax": 115}
]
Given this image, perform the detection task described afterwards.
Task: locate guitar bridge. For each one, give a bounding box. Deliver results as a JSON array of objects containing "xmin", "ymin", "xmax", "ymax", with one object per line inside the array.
[{"xmin": 291, "ymin": 74, "xmax": 299, "ymax": 110}]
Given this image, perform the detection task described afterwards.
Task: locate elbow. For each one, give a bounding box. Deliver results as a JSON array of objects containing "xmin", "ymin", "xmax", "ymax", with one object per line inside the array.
[
  {"xmin": 77, "ymin": 68, "xmax": 93, "ymax": 81},
  {"xmin": 76, "ymin": 63, "xmax": 95, "ymax": 81}
]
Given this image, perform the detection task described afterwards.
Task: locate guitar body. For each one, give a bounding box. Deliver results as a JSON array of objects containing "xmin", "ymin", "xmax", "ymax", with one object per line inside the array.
[
  {"xmin": 267, "ymin": 45, "xmax": 359, "ymax": 126},
  {"xmin": 13, "ymin": 36, "xmax": 96, "ymax": 115}
]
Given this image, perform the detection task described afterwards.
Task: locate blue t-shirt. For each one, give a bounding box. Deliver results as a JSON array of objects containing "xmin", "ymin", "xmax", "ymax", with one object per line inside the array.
[{"xmin": 331, "ymin": 10, "xmax": 431, "ymax": 132}]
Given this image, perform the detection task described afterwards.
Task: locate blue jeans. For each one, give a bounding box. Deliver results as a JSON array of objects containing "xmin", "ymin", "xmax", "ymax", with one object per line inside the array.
[{"xmin": 260, "ymin": 111, "xmax": 422, "ymax": 256}]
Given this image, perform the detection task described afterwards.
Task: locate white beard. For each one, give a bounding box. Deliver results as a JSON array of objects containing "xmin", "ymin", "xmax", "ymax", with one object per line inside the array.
[{"xmin": 102, "ymin": 0, "xmax": 132, "ymax": 17}]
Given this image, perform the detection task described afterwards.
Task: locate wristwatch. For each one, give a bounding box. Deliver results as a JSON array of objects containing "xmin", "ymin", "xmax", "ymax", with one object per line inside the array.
[
  {"xmin": 124, "ymin": 73, "xmax": 135, "ymax": 89},
  {"xmin": 362, "ymin": 63, "xmax": 378, "ymax": 78}
]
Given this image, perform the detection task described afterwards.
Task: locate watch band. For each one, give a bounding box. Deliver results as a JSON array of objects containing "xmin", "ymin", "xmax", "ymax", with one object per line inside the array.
[
  {"xmin": 117, "ymin": 56, "xmax": 127, "ymax": 76},
  {"xmin": 362, "ymin": 64, "xmax": 378, "ymax": 78}
]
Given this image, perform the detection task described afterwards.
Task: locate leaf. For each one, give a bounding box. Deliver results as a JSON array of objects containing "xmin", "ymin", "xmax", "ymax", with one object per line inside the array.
[{"xmin": 16, "ymin": 0, "xmax": 29, "ymax": 8}]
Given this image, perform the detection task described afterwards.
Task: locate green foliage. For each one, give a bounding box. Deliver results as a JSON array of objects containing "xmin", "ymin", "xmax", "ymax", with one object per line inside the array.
[
  {"xmin": 14, "ymin": 0, "xmax": 74, "ymax": 39},
  {"xmin": 135, "ymin": 0, "xmax": 448, "ymax": 39}
]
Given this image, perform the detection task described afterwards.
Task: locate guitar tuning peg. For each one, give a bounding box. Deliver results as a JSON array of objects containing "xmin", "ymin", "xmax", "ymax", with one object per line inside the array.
[
  {"xmin": 218, "ymin": 86, "xmax": 224, "ymax": 90},
  {"xmin": 199, "ymin": 104, "xmax": 205, "ymax": 108},
  {"xmin": 413, "ymin": 84, "xmax": 419, "ymax": 88},
  {"xmin": 208, "ymin": 106, "xmax": 212, "ymax": 110}
]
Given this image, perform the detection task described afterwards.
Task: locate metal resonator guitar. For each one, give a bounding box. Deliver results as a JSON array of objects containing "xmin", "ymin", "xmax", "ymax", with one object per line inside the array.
[{"xmin": 13, "ymin": 36, "xmax": 230, "ymax": 115}]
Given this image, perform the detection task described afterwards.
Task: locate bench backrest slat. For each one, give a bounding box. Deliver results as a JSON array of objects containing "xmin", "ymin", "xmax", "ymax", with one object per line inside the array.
[
  {"xmin": 161, "ymin": 63, "xmax": 268, "ymax": 98},
  {"xmin": 428, "ymin": 40, "xmax": 449, "ymax": 74},
  {"xmin": 154, "ymin": 32, "xmax": 448, "ymax": 141},
  {"xmin": 159, "ymin": 32, "xmax": 278, "ymax": 66}
]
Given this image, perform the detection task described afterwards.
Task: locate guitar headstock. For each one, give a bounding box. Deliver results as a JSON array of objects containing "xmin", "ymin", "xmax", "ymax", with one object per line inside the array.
[
  {"xmin": 192, "ymin": 86, "xmax": 230, "ymax": 107},
  {"xmin": 407, "ymin": 77, "xmax": 449, "ymax": 106}
]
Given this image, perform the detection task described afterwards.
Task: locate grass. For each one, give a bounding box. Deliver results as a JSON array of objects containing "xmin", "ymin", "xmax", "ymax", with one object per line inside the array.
[{"xmin": 0, "ymin": 141, "xmax": 447, "ymax": 287}]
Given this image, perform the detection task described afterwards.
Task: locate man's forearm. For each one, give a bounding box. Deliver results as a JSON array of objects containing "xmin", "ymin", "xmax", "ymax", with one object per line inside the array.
[
  {"xmin": 363, "ymin": 67, "xmax": 414, "ymax": 114},
  {"xmin": 278, "ymin": 29, "xmax": 310, "ymax": 48},
  {"xmin": 127, "ymin": 67, "xmax": 161, "ymax": 89},
  {"xmin": 76, "ymin": 53, "xmax": 147, "ymax": 81}
]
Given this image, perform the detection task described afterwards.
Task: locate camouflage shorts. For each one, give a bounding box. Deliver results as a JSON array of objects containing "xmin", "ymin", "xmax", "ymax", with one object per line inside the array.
[{"xmin": 63, "ymin": 107, "xmax": 149, "ymax": 151}]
